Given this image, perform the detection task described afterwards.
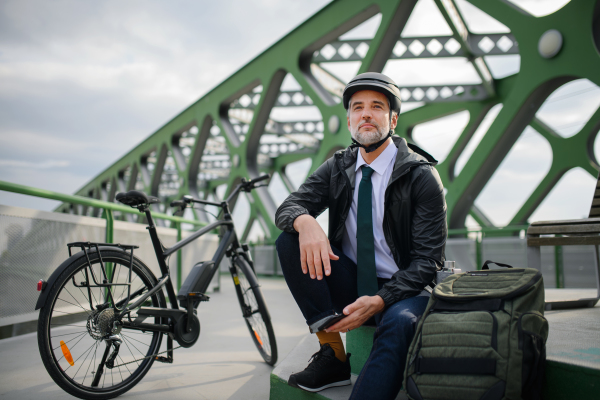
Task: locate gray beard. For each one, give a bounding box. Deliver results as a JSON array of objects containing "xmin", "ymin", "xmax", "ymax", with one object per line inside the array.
[{"xmin": 350, "ymin": 120, "xmax": 389, "ymax": 145}]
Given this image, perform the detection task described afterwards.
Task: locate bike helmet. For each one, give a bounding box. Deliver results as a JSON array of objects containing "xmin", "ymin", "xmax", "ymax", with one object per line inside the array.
[
  {"xmin": 342, "ymin": 72, "xmax": 402, "ymax": 114},
  {"xmin": 343, "ymin": 72, "xmax": 402, "ymax": 153}
]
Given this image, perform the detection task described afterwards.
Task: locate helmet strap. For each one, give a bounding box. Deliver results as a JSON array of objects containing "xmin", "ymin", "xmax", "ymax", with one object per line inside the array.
[
  {"xmin": 350, "ymin": 98, "xmax": 395, "ymax": 153},
  {"xmin": 350, "ymin": 131, "xmax": 393, "ymax": 153}
]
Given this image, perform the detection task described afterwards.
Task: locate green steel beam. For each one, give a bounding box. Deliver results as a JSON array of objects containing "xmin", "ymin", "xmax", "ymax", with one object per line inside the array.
[
  {"xmin": 446, "ymin": 0, "xmax": 600, "ymax": 229},
  {"xmin": 509, "ymin": 111, "xmax": 600, "ymax": 225},
  {"xmin": 58, "ymin": 0, "xmax": 600, "ymax": 243},
  {"xmin": 434, "ymin": 0, "xmax": 495, "ymax": 97}
]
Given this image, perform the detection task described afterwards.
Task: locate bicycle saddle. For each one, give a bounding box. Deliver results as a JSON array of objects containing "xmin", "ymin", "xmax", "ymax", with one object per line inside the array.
[{"xmin": 116, "ymin": 190, "xmax": 160, "ymax": 207}]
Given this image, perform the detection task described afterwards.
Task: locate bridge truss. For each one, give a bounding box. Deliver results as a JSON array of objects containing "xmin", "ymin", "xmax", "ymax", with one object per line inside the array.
[{"xmin": 58, "ymin": 0, "xmax": 600, "ymax": 243}]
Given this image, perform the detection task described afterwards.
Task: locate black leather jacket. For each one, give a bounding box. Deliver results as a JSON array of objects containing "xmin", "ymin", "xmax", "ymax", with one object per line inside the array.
[{"xmin": 275, "ymin": 136, "xmax": 447, "ymax": 307}]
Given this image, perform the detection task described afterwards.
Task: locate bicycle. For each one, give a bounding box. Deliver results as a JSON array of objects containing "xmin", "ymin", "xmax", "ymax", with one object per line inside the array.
[{"xmin": 35, "ymin": 174, "xmax": 277, "ymax": 399}]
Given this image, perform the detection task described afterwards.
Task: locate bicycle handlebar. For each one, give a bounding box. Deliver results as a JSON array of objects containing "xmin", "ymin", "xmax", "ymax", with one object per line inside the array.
[
  {"xmin": 170, "ymin": 174, "xmax": 271, "ymax": 210},
  {"xmin": 226, "ymin": 174, "xmax": 270, "ymax": 204},
  {"xmin": 247, "ymin": 174, "xmax": 270, "ymax": 186},
  {"xmin": 170, "ymin": 200, "xmax": 185, "ymax": 208}
]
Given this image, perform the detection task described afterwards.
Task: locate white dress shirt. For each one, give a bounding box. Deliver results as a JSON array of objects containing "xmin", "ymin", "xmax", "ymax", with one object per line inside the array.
[{"xmin": 342, "ymin": 142, "xmax": 398, "ymax": 279}]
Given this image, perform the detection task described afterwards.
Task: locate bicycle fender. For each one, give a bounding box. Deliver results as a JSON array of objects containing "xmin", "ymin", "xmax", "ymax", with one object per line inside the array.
[{"xmin": 35, "ymin": 246, "xmax": 126, "ymax": 310}]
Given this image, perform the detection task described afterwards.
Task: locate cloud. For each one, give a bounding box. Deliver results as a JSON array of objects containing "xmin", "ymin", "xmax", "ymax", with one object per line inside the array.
[
  {"xmin": 0, "ymin": 0, "xmax": 597, "ymax": 226},
  {"xmin": 0, "ymin": 159, "xmax": 69, "ymax": 169},
  {"xmin": 0, "ymin": 0, "xmax": 333, "ymax": 211},
  {"xmin": 0, "ymin": 129, "xmax": 92, "ymax": 155}
]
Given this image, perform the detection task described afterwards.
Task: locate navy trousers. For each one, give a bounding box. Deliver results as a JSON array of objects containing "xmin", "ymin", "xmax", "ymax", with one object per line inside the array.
[{"xmin": 276, "ymin": 231, "xmax": 429, "ymax": 400}]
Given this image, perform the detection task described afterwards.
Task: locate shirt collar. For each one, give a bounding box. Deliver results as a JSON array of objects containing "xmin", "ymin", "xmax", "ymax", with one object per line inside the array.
[{"xmin": 355, "ymin": 140, "xmax": 398, "ymax": 176}]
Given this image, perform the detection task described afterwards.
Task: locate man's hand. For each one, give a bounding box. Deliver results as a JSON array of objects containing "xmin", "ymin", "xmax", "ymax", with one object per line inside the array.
[
  {"xmin": 325, "ymin": 295, "xmax": 385, "ymax": 332},
  {"xmin": 293, "ymin": 214, "xmax": 339, "ymax": 280}
]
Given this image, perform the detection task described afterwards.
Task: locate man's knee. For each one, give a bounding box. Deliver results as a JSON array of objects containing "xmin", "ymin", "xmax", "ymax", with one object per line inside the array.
[
  {"xmin": 379, "ymin": 300, "xmax": 423, "ymax": 335},
  {"xmin": 276, "ymin": 231, "xmax": 300, "ymax": 275},
  {"xmin": 275, "ymin": 231, "xmax": 299, "ymax": 253}
]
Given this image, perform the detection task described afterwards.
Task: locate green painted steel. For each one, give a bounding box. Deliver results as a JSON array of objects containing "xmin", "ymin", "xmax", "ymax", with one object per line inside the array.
[
  {"xmin": 177, "ymin": 222, "xmax": 183, "ymax": 289},
  {"xmin": 0, "ymin": 180, "xmax": 205, "ymax": 292},
  {"xmin": 346, "ymin": 326, "xmax": 376, "ymax": 375},
  {"xmin": 102, "ymin": 208, "xmax": 115, "ymax": 284},
  {"xmin": 57, "ymin": 0, "xmax": 600, "ymax": 242},
  {"xmin": 103, "ymin": 209, "xmax": 114, "ymax": 244},
  {"xmin": 554, "ymin": 245, "xmax": 565, "ymax": 288},
  {"xmin": 269, "ymin": 374, "xmax": 329, "ymax": 400},
  {"xmin": 543, "ymin": 360, "xmax": 600, "ymax": 400},
  {"xmin": 0, "ymin": 180, "xmax": 205, "ymax": 226}
]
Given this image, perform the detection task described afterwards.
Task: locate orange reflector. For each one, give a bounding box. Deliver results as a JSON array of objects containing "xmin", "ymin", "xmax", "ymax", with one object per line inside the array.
[
  {"xmin": 253, "ymin": 330, "xmax": 263, "ymax": 346},
  {"xmin": 60, "ymin": 340, "xmax": 75, "ymax": 366}
]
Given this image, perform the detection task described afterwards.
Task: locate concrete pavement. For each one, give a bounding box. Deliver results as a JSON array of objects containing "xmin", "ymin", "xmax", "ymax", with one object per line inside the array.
[{"xmin": 0, "ymin": 276, "xmax": 308, "ymax": 400}]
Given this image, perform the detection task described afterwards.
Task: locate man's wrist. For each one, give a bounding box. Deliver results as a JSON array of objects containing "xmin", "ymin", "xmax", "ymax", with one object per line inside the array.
[
  {"xmin": 371, "ymin": 295, "xmax": 385, "ymax": 313},
  {"xmin": 293, "ymin": 214, "xmax": 313, "ymax": 232}
]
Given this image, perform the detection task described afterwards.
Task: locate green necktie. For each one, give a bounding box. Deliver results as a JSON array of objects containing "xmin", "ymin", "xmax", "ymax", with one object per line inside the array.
[{"xmin": 356, "ymin": 166, "xmax": 379, "ymax": 297}]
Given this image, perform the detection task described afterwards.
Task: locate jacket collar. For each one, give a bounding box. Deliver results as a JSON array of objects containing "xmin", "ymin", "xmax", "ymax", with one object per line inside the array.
[{"xmin": 337, "ymin": 136, "xmax": 437, "ymax": 189}]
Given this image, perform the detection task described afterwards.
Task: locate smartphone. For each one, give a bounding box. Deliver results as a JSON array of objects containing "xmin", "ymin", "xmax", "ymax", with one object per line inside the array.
[{"xmin": 309, "ymin": 313, "xmax": 347, "ymax": 333}]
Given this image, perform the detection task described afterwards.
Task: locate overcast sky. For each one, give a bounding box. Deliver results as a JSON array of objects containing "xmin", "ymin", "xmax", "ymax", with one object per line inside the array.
[
  {"xmin": 1, "ymin": 0, "xmax": 598, "ymax": 228},
  {"xmin": 0, "ymin": 0, "xmax": 333, "ymax": 210}
]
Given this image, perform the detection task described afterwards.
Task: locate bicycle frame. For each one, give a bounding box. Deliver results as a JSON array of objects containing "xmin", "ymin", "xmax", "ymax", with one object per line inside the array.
[
  {"xmin": 116, "ymin": 192, "xmax": 250, "ymax": 333},
  {"xmin": 35, "ymin": 175, "xmax": 274, "ymax": 398}
]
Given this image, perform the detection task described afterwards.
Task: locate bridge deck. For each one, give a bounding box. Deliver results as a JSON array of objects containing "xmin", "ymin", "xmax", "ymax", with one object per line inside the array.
[
  {"xmin": 270, "ymin": 288, "xmax": 600, "ymax": 400},
  {"xmin": 545, "ymin": 289, "xmax": 600, "ymax": 371},
  {"xmin": 0, "ymin": 277, "xmax": 306, "ymax": 400},
  {"xmin": 1, "ymin": 280, "xmax": 598, "ymax": 399}
]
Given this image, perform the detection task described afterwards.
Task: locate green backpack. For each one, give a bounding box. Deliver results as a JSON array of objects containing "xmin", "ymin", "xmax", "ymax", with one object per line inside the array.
[{"xmin": 404, "ymin": 261, "xmax": 549, "ymax": 400}]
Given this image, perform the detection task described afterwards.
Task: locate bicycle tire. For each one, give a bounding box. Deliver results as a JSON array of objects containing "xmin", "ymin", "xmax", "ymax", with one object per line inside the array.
[
  {"xmin": 38, "ymin": 248, "xmax": 166, "ymax": 400},
  {"xmin": 230, "ymin": 257, "xmax": 278, "ymax": 365}
]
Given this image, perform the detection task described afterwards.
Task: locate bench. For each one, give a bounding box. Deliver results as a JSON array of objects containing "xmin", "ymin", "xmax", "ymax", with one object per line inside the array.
[{"xmin": 526, "ymin": 173, "xmax": 600, "ymax": 310}]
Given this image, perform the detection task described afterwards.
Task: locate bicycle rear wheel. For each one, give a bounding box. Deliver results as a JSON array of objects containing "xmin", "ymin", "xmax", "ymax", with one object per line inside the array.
[
  {"xmin": 230, "ymin": 257, "xmax": 278, "ymax": 365},
  {"xmin": 37, "ymin": 248, "xmax": 166, "ymax": 399}
]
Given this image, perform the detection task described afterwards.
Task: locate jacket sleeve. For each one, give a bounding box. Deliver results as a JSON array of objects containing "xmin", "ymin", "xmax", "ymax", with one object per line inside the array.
[
  {"xmin": 376, "ymin": 165, "xmax": 447, "ymax": 307},
  {"xmin": 275, "ymin": 158, "xmax": 334, "ymax": 233}
]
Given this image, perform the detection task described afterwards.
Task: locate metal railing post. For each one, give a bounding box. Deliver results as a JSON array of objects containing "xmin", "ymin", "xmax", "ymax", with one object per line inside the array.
[
  {"xmin": 554, "ymin": 245, "xmax": 565, "ymax": 288},
  {"xmin": 102, "ymin": 208, "xmax": 114, "ymax": 299},
  {"xmin": 475, "ymin": 232, "xmax": 483, "ymax": 270},
  {"xmin": 177, "ymin": 221, "xmax": 182, "ymax": 290},
  {"xmin": 103, "ymin": 208, "xmax": 114, "ymax": 243}
]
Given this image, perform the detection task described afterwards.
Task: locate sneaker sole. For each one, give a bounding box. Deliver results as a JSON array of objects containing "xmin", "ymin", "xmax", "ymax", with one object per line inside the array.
[{"xmin": 296, "ymin": 379, "xmax": 352, "ymax": 392}]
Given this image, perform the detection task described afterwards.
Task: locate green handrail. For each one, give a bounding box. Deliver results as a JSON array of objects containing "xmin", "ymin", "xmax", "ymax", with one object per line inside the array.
[
  {"xmin": 447, "ymin": 225, "xmax": 529, "ymax": 236},
  {"xmin": 0, "ymin": 179, "xmax": 207, "ymax": 289},
  {"xmin": 448, "ymin": 224, "xmax": 529, "ymax": 270},
  {"xmin": 0, "ymin": 180, "xmax": 204, "ymax": 226}
]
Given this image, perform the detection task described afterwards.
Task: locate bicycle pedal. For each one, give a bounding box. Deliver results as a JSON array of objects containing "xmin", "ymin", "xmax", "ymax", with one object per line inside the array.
[{"xmin": 155, "ymin": 356, "xmax": 173, "ymax": 364}]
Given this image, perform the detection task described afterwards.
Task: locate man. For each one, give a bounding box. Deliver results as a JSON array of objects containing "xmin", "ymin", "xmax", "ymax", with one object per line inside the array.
[{"xmin": 275, "ymin": 72, "xmax": 447, "ymax": 399}]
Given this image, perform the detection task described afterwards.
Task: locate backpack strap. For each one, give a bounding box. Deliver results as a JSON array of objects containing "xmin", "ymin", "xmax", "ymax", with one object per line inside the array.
[
  {"xmin": 433, "ymin": 298, "xmax": 502, "ymax": 311},
  {"xmin": 482, "ymin": 260, "xmax": 513, "ymax": 270},
  {"xmin": 416, "ymin": 357, "xmax": 496, "ymax": 375}
]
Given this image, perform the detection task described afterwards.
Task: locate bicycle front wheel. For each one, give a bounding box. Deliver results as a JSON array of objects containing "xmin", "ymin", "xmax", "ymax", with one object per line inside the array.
[
  {"xmin": 37, "ymin": 248, "xmax": 165, "ymax": 400},
  {"xmin": 230, "ymin": 257, "xmax": 278, "ymax": 365}
]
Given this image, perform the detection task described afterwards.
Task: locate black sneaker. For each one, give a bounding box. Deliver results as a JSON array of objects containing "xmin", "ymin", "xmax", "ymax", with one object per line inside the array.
[{"xmin": 288, "ymin": 343, "xmax": 351, "ymax": 392}]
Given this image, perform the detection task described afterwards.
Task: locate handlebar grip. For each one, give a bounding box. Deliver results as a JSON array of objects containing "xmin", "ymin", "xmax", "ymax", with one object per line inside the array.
[
  {"xmin": 170, "ymin": 200, "xmax": 185, "ymax": 208},
  {"xmin": 250, "ymin": 174, "xmax": 270, "ymax": 185}
]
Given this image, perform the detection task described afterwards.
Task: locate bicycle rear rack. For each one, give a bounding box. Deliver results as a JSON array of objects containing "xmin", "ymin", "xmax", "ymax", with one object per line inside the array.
[{"xmin": 67, "ymin": 241, "xmax": 139, "ymax": 310}]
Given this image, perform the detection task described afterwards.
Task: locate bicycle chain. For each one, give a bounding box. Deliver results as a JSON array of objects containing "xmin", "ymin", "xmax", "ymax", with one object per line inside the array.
[{"xmin": 110, "ymin": 345, "xmax": 182, "ymax": 368}]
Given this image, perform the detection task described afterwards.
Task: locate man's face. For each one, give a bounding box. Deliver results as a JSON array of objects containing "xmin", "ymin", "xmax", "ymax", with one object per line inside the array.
[{"xmin": 347, "ymin": 90, "xmax": 398, "ymax": 145}]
